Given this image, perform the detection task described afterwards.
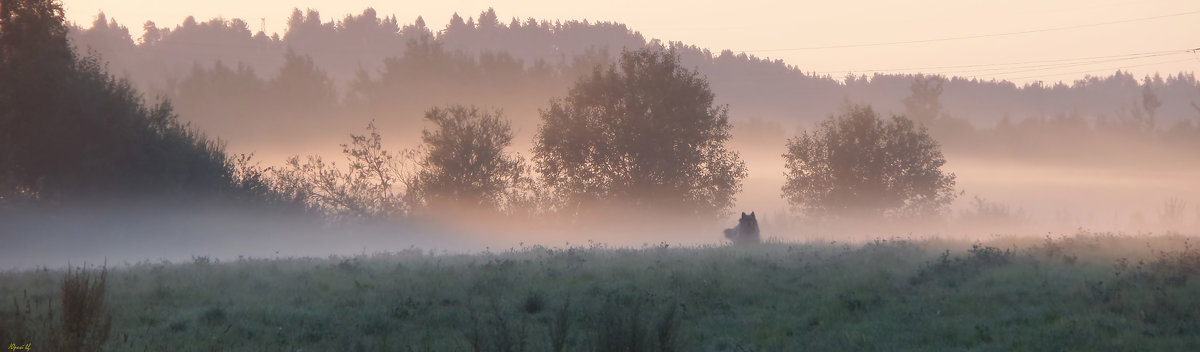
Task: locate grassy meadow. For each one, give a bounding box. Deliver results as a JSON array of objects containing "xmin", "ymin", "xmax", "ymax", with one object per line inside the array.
[{"xmin": 3, "ymin": 232, "xmax": 1200, "ymax": 351}]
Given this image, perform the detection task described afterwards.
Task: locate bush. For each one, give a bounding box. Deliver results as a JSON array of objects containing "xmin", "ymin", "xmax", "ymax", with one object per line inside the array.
[
  {"xmin": 407, "ymin": 105, "xmax": 534, "ymax": 215},
  {"xmin": 783, "ymin": 104, "xmax": 956, "ymax": 220},
  {"xmin": 270, "ymin": 122, "xmax": 412, "ymax": 221}
]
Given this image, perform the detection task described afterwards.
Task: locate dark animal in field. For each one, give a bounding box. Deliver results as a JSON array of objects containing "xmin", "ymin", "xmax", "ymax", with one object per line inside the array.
[{"xmin": 724, "ymin": 212, "xmax": 761, "ymax": 245}]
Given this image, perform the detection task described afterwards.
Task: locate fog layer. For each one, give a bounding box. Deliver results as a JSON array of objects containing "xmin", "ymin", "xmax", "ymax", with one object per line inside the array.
[{"xmin": 3, "ymin": 6, "xmax": 1198, "ymax": 269}]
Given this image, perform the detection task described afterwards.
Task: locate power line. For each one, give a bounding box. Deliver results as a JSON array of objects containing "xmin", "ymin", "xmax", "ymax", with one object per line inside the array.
[
  {"xmin": 740, "ymin": 9, "xmax": 1200, "ymax": 52},
  {"xmin": 985, "ymin": 58, "xmax": 1195, "ymax": 81},
  {"xmin": 935, "ymin": 52, "xmax": 1187, "ymax": 76},
  {"xmin": 809, "ymin": 49, "xmax": 1187, "ymax": 75}
]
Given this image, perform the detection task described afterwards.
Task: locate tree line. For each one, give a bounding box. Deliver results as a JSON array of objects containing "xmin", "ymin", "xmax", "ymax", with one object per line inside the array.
[
  {"xmin": 250, "ymin": 48, "xmax": 752, "ymax": 221},
  {"xmin": 239, "ymin": 50, "xmax": 956, "ymax": 223},
  {"xmin": 70, "ymin": 7, "xmax": 1200, "ymax": 141}
]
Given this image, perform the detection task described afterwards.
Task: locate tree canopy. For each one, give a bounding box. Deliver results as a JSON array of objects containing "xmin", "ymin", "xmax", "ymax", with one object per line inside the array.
[
  {"xmin": 534, "ymin": 48, "xmax": 746, "ymax": 217},
  {"xmin": 782, "ymin": 104, "xmax": 957, "ymax": 219},
  {"xmin": 409, "ymin": 106, "xmax": 528, "ymax": 214}
]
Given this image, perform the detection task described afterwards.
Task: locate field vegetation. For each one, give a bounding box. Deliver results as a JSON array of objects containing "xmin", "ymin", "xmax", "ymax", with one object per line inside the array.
[{"xmin": 4, "ymin": 232, "xmax": 1200, "ymax": 351}]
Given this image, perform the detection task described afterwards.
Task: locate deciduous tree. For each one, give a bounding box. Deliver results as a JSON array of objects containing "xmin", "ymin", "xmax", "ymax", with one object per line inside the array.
[
  {"xmin": 782, "ymin": 104, "xmax": 956, "ymax": 219},
  {"xmin": 534, "ymin": 48, "xmax": 746, "ymax": 217}
]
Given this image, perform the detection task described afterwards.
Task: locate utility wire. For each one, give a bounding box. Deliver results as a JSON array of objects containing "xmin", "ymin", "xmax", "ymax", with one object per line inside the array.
[
  {"xmin": 740, "ymin": 9, "xmax": 1200, "ymax": 52},
  {"xmin": 984, "ymin": 58, "xmax": 1194, "ymax": 81},
  {"xmin": 930, "ymin": 52, "xmax": 1188, "ymax": 76},
  {"xmin": 810, "ymin": 49, "xmax": 1187, "ymax": 75}
]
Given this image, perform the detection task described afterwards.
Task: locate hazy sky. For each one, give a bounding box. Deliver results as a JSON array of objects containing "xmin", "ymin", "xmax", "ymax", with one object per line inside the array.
[{"xmin": 63, "ymin": 0, "xmax": 1200, "ymax": 84}]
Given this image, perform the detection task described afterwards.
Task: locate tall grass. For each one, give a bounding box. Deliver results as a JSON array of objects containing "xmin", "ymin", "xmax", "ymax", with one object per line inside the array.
[
  {"xmin": 59, "ymin": 263, "xmax": 112, "ymax": 351},
  {"xmin": 1, "ymin": 264, "xmax": 111, "ymax": 352}
]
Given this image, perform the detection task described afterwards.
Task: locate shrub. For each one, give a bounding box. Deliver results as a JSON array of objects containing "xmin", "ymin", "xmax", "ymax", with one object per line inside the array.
[
  {"xmin": 58, "ymin": 264, "xmax": 112, "ymax": 352},
  {"xmin": 270, "ymin": 122, "xmax": 411, "ymax": 221},
  {"xmin": 407, "ymin": 105, "xmax": 533, "ymax": 216},
  {"xmin": 911, "ymin": 243, "xmax": 1014, "ymax": 286},
  {"xmin": 783, "ymin": 104, "xmax": 956, "ymax": 219}
]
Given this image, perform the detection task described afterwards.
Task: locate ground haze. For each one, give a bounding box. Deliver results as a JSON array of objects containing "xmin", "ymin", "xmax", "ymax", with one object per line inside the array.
[{"xmin": 3, "ymin": 1, "xmax": 1200, "ymax": 350}]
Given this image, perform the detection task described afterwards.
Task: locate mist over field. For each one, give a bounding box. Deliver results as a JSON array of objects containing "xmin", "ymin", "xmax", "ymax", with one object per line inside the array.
[
  {"xmin": 0, "ymin": 4, "xmax": 1197, "ymax": 268},
  {"xmin": 4, "ymin": 1, "xmax": 1200, "ymax": 350}
]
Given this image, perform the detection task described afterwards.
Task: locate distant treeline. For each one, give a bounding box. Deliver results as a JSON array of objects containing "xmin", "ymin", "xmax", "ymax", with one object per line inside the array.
[{"xmin": 71, "ymin": 7, "xmax": 1200, "ymax": 129}]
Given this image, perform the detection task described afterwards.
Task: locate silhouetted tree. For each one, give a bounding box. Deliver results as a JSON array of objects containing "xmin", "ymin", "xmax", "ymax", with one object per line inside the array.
[
  {"xmin": 175, "ymin": 60, "xmax": 266, "ymax": 126},
  {"xmin": 901, "ymin": 75, "xmax": 976, "ymax": 148},
  {"xmin": 534, "ymin": 48, "xmax": 746, "ymax": 217},
  {"xmin": 140, "ymin": 20, "xmax": 163, "ymax": 45},
  {"xmin": 0, "ymin": 0, "xmax": 75, "ymax": 201},
  {"xmin": 477, "ymin": 8, "xmax": 500, "ymax": 30},
  {"xmin": 782, "ymin": 104, "xmax": 957, "ymax": 219},
  {"xmin": 1142, "ymin": 76, "xmax": 1161, "ymax": 128},
  {"xmin": 72, "ymin": 12, "xmax": 135, "ymax": 65},
  {"xmin": 903, "ymin": 76, "xmax": 944, "ymax": 124},
  {"xmin": 344, "ymin": 37, "xmax": 562, "ymax": 139},
  {"xmin": 268, "ymin": 50, "xmax": 337, "ymax": 119},
  {"xmin": 1, "ymin": 0, "xmax": 270, "ymax": 202},
  {"xmin": 408, "ymin": 106, "xmax": 529, "ymax": 214}
]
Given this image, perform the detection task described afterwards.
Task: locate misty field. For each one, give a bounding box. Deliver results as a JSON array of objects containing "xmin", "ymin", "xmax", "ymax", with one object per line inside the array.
[{"xmin": 3, "ymin": 232, "xmax": 1200, "ymax": 351}]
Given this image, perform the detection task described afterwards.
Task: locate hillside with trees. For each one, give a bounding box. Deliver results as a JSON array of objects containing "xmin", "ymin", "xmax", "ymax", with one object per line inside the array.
[
  {"xmin": 65, "ymin": 8, "xmax": 1200, "ymax": 171},
  {"xmin": 0, "ymin": 0, "xmax": 283, "ymax": 205},
  {"xmin": 66, "ymin": 8, "xmax": 1200, "ymax": 125}
]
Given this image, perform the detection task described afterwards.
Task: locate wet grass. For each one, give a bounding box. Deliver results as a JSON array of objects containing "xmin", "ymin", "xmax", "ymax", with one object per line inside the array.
[{"xmin": 3, "ymin": 232, "xmax": 1200, "ymax": 351}]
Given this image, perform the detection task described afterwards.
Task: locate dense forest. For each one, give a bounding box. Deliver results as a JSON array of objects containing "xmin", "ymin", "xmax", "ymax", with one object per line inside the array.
[{"xmin": 68, "ymin": 8, "xmax": 1200, "ymax": 167}]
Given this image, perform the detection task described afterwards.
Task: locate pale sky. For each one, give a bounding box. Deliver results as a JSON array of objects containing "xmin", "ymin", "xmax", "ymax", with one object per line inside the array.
[{"xmin": 63, "ymin": 0, "xmax": 1200, "ymax": 84}]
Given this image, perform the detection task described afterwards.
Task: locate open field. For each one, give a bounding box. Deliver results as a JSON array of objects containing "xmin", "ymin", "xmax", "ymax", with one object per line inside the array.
[{"xmin": 3, "ymin": 232, "xmax": 1200, "ymax": 351}]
